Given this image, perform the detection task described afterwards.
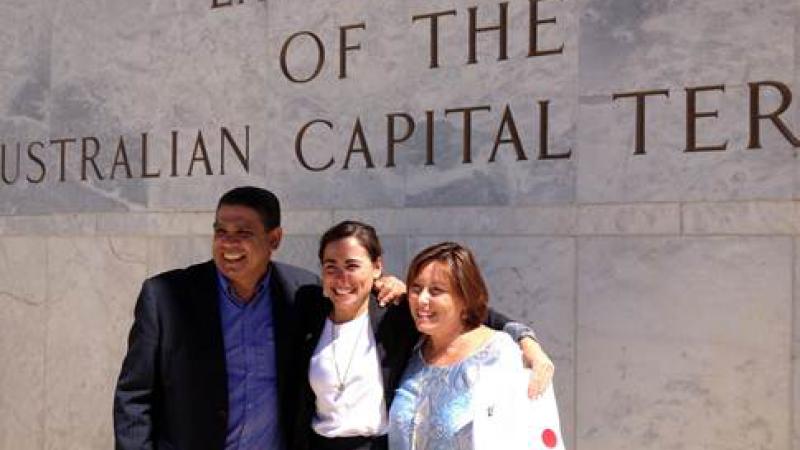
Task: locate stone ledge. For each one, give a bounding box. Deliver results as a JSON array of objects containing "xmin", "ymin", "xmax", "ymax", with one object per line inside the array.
[
  {"xmin": 2, "ymin": 201, "xmax": 800, "ymax": 237},
  {"xmin": 577, "ymin": 203, "xmax": 680, "ymax": 235},
  {"xmin": 333, "ymin": 206, "xmax": 578, "ymax": 236},
  {"xmin": 682, "ymin": 201, "xmax": 798, "ymax": 235}
]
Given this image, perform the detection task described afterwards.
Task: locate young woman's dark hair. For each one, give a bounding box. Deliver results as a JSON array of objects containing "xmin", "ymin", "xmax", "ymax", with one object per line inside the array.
[{"xmin": 318, "ymin": 220, "xmax": 383, "ymax": 262}]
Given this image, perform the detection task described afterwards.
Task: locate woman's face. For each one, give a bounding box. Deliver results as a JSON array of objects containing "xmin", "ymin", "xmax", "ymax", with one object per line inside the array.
[
  {"xmin": 321, "ymin": 236, "xmax": 382, "ymax": 315},
  {"xmin": 408, "ymin": 261, "xmax": 466, "ymax": 339}
]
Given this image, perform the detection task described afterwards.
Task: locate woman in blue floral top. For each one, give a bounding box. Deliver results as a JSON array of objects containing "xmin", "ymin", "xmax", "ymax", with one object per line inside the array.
[{"xmin": 388, "ymin": 242, "xmax": 564, "ymax": 450}]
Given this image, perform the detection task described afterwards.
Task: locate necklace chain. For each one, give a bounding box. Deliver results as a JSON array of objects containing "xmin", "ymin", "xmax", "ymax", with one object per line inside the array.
[{"xmin": 330, "ymin": 316, "xmax": 368, "ymax": 399}]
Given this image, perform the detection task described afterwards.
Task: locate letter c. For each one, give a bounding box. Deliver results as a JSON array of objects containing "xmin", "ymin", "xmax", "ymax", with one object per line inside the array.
[{"xmin": 295, "ymin": 119, "xmax": 335, "ymax": 171}]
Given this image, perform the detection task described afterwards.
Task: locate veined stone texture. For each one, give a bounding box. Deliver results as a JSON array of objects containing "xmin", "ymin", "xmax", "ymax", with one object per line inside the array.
[
  {"xmin": 0, "ymin": 0, "xmax": 799, "ymax": 449},
  {"xmin": 44, "ymin": 237, "xmax": 147, "ymax": 450},
  {"xmin": 0, "ymin": 238, "xmax": 46, "ymax": 450},
  {"xmin": 578, "ymin": 237, "xmax": 792, "ymax": 450},
  {"xmin": 795, "ymin": 238, "xmax": 800, "ymax": 450}
]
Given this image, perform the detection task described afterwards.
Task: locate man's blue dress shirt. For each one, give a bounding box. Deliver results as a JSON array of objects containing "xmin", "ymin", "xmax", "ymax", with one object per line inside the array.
[{"xmin": 217, "ymin": 269, "xmax": 283, "ymax": 450}]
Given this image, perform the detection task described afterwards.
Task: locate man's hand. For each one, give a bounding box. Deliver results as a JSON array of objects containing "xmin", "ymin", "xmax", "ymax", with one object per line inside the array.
[
  {"xmin": 521, "ymin": 337, "xmax": 555, "ymax": 399},
  {"xmin": 373, "ymin": 275, "xmax": 406, "ymax": 306}
]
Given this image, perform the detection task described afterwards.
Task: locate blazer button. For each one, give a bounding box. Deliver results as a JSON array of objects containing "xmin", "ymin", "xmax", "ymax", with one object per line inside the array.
[{"xmin": 217, "ymin": 410, "xmax": 228, "ymax": 422}]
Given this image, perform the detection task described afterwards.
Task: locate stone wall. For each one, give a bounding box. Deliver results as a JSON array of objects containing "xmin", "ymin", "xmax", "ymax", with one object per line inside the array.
[{"xmin": 1, "ymin": 0, "xmax": 797, "ymax": 449}]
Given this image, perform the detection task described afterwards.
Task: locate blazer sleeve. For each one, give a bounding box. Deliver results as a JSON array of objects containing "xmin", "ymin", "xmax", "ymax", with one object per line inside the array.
[
  {"xmin": 484, "ymin": 307, "xmax": 538, "ymax": 342},
  {"xmin": 113, "ymin": 279, "xmax": 161, "ymax": 450}
]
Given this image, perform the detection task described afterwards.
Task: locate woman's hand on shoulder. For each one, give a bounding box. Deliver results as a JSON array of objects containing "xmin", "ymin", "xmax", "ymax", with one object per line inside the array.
[
  {"xmin": 521, "ymin": 338, "xmax": 555, "ymax": 399},
  {"xmin": 373, "ymin": 275, "xmax": 407, "ymax": 306}
]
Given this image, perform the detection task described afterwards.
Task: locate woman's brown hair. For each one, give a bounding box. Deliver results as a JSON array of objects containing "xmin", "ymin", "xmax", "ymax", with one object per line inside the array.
[{"xmin": 405, "ymin": 242, "xmax": 489, "ymax": 329}]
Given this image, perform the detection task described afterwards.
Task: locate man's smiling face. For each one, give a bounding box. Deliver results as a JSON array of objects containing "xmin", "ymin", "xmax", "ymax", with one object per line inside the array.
[{"xmin": 212, "ymin": 204, "xmax": 281, "ymax": 299}]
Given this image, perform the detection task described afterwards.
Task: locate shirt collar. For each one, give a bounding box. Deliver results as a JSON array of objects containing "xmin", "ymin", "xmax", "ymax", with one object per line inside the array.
[{"xmin": 216, "ymin": 265, "xmax": 272, "ymax": 307}]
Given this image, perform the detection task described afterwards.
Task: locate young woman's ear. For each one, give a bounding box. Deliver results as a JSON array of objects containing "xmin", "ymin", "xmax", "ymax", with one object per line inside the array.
[{"xmin": 373, "ymin": 257, "xmax": 384, "ymax": 280}]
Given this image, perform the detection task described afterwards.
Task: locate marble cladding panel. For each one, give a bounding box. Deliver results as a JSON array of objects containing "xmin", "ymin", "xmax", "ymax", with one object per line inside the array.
[
  {"xmin": 577, "ymin": 203, "xmax": 680, "ymax": 235},
  {"xmin": 398, "ymin": 0, "xmax": 576, "ymax": 106},
  {"xmin": 3, "ymin": 0, "xmax": 799, "ymax": 212},
  {"xmin": 334, "ymin": 205, "xmax": 577, "ymax": 236},
  {"xmin": 142, "ymin": 124, "xmax": 272, "ymax": 212},
  {"xmin": 36, "ymin": 0, "xmax": 273, "ymax": 213},
  {"xmin": 35, "ymin": 1, "xmax": 159, "ymax": 213},
  {"xmin": 0, "ymin": 214, "xmax": 96, "ymax": 236},
  {"xmin": 577, "ymin": 82, "xmax": 797, "ymax": 203},
  {"xmin": 282, "ymin": 209, "xmax": 335, "ymax": 236},
  {"xmin": 0, "ymin": 0, "xmax": 51, "ymax": 122},
  {"xmin": 683, "ymin": 201, "xmax": 799, "ymax": 235},
  {"xmin": 275, "ymin": 235, "xmax": 323, "ymax": 275},
  {"xmin": 577, "ymin": 0, "xmax": 798, "ymax": 204},
  {"xmin": 264, "ymin": 0, "xmax": 577, "ymax": 209},
  {"xmin": 374, "ymin": 235, "xmax": 410, "ymax": 280},
  {"xmin": 795, "ymin": 238, "xmax": 800, "ymax": 450},
  {"xmin": 131, "ymin": 1, "xmax": 302, "ymax": 212},
  {"xmin": 579, "ymin": 0, "xmax": 796, "ymax": 94},
  {"xmin": 0, "ymin": 238, "xmax": 47, "ymax": 450},
  {"xmin": 44, "ymin": 237, "xmax": 148, "ymax": 450},
  {"xmin": 146, "ymin": 236, "xmax": 211, "ymax": 277},
  {"xmin": 577, "ymin": 237, "xmax": 792, "ymax": 450},
  {"xmin": 97, "ymin": 212, "xmax": 215, "ymax": 237},
  {"xmin": 795, "ymin": 0, "xmax": 800, "ymax": 201},
  {"xmin": 0, "ymin": 117, "xmax": 50, "ymax": 215},
  {"xmin": 408, "ymin": 235, "xmax": 576, "ymax": 447},
  {"xmin": 49, "ymin": 0, "xmax": 269, "ymax": 130}
]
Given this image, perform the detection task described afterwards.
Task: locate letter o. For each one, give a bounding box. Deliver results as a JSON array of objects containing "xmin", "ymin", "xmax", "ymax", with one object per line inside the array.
[{"xmin": 280, "ymin": 31, "xmax": 325, "ymax": 83}]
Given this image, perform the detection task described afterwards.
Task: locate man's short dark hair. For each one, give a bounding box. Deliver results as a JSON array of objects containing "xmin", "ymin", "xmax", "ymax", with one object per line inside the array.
[{"xmin": 217, "ymin": 186, "xmax": 281, "ymax": 231}]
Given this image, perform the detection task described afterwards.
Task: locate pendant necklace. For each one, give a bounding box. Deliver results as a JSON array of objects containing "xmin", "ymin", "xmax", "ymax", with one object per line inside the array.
[{"xmin": 330, "ymin": 315, "xmax": 368, "ymax": 400}]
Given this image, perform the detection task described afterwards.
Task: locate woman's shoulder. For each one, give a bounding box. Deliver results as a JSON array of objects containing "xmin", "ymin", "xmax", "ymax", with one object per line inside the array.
[
  {"xmin": 478, "ymin": 330, "xmax": 523, "ymax": 369},
  {"xmin": 488, "ymin": 329, "xmax": 518, "ymax": 349}
]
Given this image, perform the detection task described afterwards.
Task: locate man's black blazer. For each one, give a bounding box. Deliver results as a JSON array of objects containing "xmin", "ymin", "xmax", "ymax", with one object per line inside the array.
[{"xmin": 113, "ymin": 260, "xmax": 319, "ymax": 450}]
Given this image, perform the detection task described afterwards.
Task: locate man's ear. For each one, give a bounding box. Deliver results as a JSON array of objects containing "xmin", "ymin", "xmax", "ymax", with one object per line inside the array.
[{"xmin": 268, "ymin": 227, "xmax": 283, "ymax": 250}]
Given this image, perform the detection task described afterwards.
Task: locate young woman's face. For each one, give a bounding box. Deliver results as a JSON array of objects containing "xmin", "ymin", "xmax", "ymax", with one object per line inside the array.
[
  {"xmin": 408, "ymin": 261, "xmax": 466, "ymax": 339},
  {"xmin": 321, "ymin": 237, "xmax": 382, "ymax": 315}
]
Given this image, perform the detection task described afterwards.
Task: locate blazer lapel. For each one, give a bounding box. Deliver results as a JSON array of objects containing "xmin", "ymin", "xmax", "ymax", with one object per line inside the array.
[
  {"xmin": 190, "ymin": 262, "xmax": 228, "ymax": 416},
  {"xmin": 310, "ymin": 297, "xmax": 332, "ymax": 350},
  {"xmin": 268, "ymin": 265, "xmax": 291, "ymax": 407},
  {"xmin": 368, "ymin": 297, "xmax": 393, "ymax": 404}
]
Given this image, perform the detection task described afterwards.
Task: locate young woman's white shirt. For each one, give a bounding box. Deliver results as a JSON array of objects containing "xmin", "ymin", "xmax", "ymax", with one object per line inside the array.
[{"xmin": 308, "ymin": 312, "xmax": 388, "ymax": 437}]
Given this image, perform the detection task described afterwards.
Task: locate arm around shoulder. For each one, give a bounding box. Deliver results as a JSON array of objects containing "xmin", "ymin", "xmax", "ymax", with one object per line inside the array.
[
  {"xmin": 484, "ymin": 307, "xmax": 554, "ymax": 398},
  {"xmin": 484, "ymin": 307, "xmax": 538, "ymax": 342}
]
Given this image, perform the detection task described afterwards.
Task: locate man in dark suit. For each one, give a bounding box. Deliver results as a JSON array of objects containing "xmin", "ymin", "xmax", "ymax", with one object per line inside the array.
[
  {"xmin": 114, "ymin": 187, "xmax": 323, "ymax": 450},
  {"xmin": 113, "ymin": 186, "xmax": 554, "ymax": 450}
]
